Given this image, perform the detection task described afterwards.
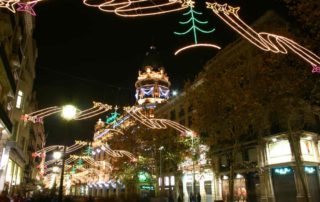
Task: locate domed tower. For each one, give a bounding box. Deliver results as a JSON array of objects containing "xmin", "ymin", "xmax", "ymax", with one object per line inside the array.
[{"xmin": 135, "ymin": 46, "xmax": 171, "ymax": 115}]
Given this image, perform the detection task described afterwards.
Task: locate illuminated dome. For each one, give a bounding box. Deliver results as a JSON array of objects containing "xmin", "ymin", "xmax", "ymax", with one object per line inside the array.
[{"xmin": 135, "ymin": 46, "xmax": 171, "ymax": 106}]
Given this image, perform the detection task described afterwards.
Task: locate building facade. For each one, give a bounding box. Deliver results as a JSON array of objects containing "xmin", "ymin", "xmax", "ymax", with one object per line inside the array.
[{"xmin": 0, "ymin": 10, "xmax": 44, "ymax": 194}]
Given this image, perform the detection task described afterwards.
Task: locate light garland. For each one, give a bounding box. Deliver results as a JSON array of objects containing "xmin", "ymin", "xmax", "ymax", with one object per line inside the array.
[
  {"xmin": 94, "ymin": 142, "xmax": 136, "ymax": 161},
  {"xmin": 174, "ymin": 1, "xmax": 220, "ymax": 55},
  {"xmin": 124, "ymin": 106, "xmax": 195, "ymax": 136},
  {"xmin": 83, "ymin": 0, "xmax": 188, "ymax": 17},
  {"xmin": 21, "ymin": 102, "xmax": 113, "ymax": 123},
  {"xmin": 0, "ymin": 0, "xmax": 43, "ymax": 15},
  {"xmin": 206, "ymin": 2, "xmax": 320, "ymax": 67}
]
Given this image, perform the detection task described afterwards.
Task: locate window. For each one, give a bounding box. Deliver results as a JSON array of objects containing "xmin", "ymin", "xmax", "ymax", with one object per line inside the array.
[
  {"xmin": 16, "ymin": 90, "xmax": 23, "ymax": 109},
  {"xmin": 205, "ymin": 181, "xmax": 212, "ymax": 195}
]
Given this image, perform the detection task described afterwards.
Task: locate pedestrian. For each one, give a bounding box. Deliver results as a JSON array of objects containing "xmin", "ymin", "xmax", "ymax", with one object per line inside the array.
[
  {"xmin": 196, "ymin": 193, "xmax": 201, "ymax": 202},
  {"xmin": 177, "ymin": 194, "xmax": 183, "ymax": 202},
  {"xmin": 168, "ymin": 192, "xmax": 174, "ymax": 202},
  {"xmin": 190, "ymin": 193, "xmax": 196, "ymax": 202}
]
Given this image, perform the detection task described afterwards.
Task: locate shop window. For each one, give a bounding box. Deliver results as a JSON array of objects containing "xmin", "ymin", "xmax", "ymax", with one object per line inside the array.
[
  {"xmin": 15, "ymin": 90, "xmax": 23, "ymax": 109},
  {"xmin": 204, "ymin": 181, "xmax": 212, "ymax": 195},
  {"xmin": 267, "ymin": 139, "xmax": 292, "ymax": 164}
]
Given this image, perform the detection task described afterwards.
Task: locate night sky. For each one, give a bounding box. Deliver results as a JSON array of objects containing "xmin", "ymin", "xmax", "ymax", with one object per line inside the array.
[{"xmin": 33, "ymin": 0, "xmax": 279, "ymax": 145}]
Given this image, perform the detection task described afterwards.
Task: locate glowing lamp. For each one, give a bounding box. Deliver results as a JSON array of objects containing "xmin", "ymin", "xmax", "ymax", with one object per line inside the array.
[
  {"xmin": 53, "ymin": 151, "xmax": 62, "ymax": 160},
  {"xmin": 61, "ymin": 105, "xmax": 77, "ymax": 120}
]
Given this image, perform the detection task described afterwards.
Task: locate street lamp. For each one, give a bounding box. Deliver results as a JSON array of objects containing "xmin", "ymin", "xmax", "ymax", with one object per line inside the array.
[
  {"xmin": 159, "ymin": 146, "xmax": 164, "ymax": 195},
  {"xmin": 58, "ymin": 104, "xmax": 77, "ymax": 202}
]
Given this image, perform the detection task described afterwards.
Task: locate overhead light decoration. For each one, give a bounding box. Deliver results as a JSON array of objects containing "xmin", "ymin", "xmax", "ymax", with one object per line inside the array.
[
  {"xmin": 206, "ymin": 2, "xmax": 320, "ymax": 69},
  {"xmin": 124, "ymin": 106, "xmax": 195, "ymax": 136},
  {"xmin": 0, "ymin": 0, "xmax": 43, "ymax": 15},
  {"xmin": 21, "ymin": 102, "xmax": 113, "ymax": 123},
  {"xmin": 83, "ymin": 0, "xmax": 188, "ymax": 17},
  {"xmin": 174, "ymin": 0, "xmax": 220, "ymax": 55}
]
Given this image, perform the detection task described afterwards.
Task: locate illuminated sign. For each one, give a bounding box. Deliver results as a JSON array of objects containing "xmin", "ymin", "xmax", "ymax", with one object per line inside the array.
[
  {"xmin": 273, "ymin": 167, "xmax": 292, "ymax": 175},
  {"xmin": 304, "ymin": 166, "xmax": 316, "ymax": 174},
  {"xmin": 140, "ymin": 185, "xmax": 154, "ymax": 190}
]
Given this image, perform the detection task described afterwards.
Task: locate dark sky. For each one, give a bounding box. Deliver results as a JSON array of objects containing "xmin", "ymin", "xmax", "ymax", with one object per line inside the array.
[{"xmin": 33, "ymin": 0, "xmax": 279, "ymax": 145}]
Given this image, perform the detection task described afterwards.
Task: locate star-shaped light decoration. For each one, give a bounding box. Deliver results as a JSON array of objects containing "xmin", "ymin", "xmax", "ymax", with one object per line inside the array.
[
  {"xmin": 227, "ymin": 5, "xmax": 240, "ymax": 17},
  {"xmin": 182, "ymin": 0, "xmax": 195, "ymax": 8},
  {"xmin": 0, "ymin": 0, "xmax": 19, "ymax": 13},
  {"xmin": 206, "ymin": 2, "xmax": 219, "ymax": 13},
  {"xmin": 16, "ymin": 0, "xmax": 38, "ymax": 16}
]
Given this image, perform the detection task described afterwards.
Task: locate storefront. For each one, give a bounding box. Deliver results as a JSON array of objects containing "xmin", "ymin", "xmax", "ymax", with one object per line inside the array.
[
  {"xmin": 182, "ymin": 169, "xmax": 215, "ymax": 202},
  {"xmin": 263, "ymin": 132, "xmax": 320, "ymax": 202}
]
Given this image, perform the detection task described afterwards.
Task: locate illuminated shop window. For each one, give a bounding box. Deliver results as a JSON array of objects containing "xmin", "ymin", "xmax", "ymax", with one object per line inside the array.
[{"xmin": 16, "ymin": 90, "xmax": 23, "ymax": 109}]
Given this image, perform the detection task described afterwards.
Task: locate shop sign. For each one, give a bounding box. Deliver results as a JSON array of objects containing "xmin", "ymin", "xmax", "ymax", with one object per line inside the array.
[
  {"xmin": 304, "ymin": 166, "xmax": 316, "ymax": 174},
  {"xmin": 140, "ymin": 185, "xmax": 154, "ymax": 190},
  {"xmin": 273, "ymin": 167, "xmax": 292, "ymax": 175}
]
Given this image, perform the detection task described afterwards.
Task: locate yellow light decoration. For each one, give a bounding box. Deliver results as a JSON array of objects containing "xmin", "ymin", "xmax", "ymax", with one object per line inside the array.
[
  {"xmin": 124, "ymin": 106, "xmax": 195, "ymax": 136},
  {"xmin": 0, "ymin": 0, "xmax": 19, "ymax": 12},
  {"xmin": 21, "ymin": 102, "xmax": 113, "ymax": 123},
  {"xmin": 83, "ymin": 0, "xmax": 188, "ymax": 17},
  {"xmin": 175, "ymin": 43, "xmax": 221, "ymax": 55},
  {"xmin": 94, "ymin": 128, "xmax": 124, "ymax": 140},
  {"xmin": 95, "ymin": 142, "xmax": 136, "ymax": 161},
  {"xmin": 206, "ymin": 2, "xmax": 320, "ymax": 67}
]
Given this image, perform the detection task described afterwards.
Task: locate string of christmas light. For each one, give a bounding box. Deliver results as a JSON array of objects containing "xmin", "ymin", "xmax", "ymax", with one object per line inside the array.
[
  {"xmin": 83, "ymin": 0, "xmax": 188, "ymax": 17},
  {"xmin": 75, "ymin": 102, "xmax": 113, "ymax": 120},
  {"xmin": 94, "ymin": 128, "xmax": 124, "ymax": 140},
  {"xmin": 21, "ymin": 102, "xmax": 113, "ymax": 123},
  {"xmin": 65, "ymin": 141, "xmax": 88, "ymax": 153},
  {"xmin": 0, "ymin": 0, "xmax": 43, "ymax": 15},
  {"xmin": 32, "ymin": 145, "xmax": 64, "ymax": 157},
  {"xmin": 124, "ymin": 106, "xmax": 195, "ymax": 136},
  {"xmin": 206, "ymin": 2, "xmax": 320, "ymax": 67},
  {"xmin": 93, "ymin": 143, "xmax": 136, "ymax": 161},
  {"xmin": 174, "ymin": 0, "xmax": 220, "ymax": 55}
]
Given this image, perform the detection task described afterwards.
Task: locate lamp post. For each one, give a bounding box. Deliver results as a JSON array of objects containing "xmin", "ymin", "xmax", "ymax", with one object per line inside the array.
[
  {"xmin": 58, "ymin": 105, "xmax": 77, "ymax": 202},
  {"xmin": 159, "ymin": 146, "xmax": 164, "ymax": 196}
]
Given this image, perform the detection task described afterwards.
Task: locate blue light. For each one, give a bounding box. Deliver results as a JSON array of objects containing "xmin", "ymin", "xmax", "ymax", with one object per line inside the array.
[
  {"xmin": 274, "ymin": 167, "xmax": 292, "ymax": 175},
  {"xmin": 304, "ymin": 166, "xmax": 316, "ymax": 174}
]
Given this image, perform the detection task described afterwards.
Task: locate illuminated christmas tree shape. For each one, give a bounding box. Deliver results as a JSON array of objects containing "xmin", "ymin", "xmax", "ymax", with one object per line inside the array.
[
  {"xmin": 174, "ymin": 1, "xmax": 220, "ymax": 55},
  {"xmin": 76, "ymin": 158, "xmax": 84, "ymax": 168},
  {"xmin": 71, "ymin": 165, "xmax": 77, "ymax": 174},
  {"xmin": 83, "ymin": 0, "xmax": 188, "ymax": 17},
  {"xmin": 206, "ymin": 2, "xmax": 320, "ymax": 68},
  {"xmin": 84, "ymin": 146, "xmax": 93, "ymax": 156}
]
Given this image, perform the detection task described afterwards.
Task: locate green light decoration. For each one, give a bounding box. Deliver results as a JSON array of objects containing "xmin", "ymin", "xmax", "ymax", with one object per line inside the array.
[
  {"xmin": 71, "ymin": 166, "xmax": 77, "ymax": 174},
  {"xmin": 173, "ymin": 2, "xmax": 220, "ymax": 55},
  {"xmin": 106, "ymin": 105, "xmax": 120, "ymax": 124},
  {"xmin": 84, "ymin": 146, "xmax": 93, "ymax": 156},
  {"xmin": 76, "ymin": 158, "xmax": 84, "ymax": 168},
  {"xmin": 138, "ymin": 171, "xmax": 150, "ymax": 183},
  {"xmin": 106, "ymin": 111, "xmax": 120, "ymax": 124}
]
